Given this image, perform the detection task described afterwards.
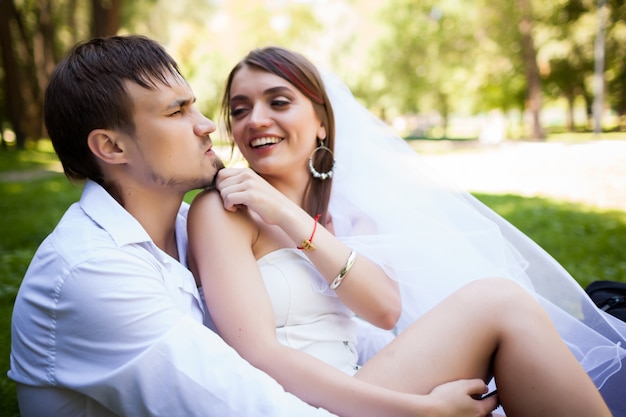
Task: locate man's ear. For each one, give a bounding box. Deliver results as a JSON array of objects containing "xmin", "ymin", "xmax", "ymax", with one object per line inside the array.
[{"xmin": 87, "ymin": 129, "xmax": 128, "ymax": 165}]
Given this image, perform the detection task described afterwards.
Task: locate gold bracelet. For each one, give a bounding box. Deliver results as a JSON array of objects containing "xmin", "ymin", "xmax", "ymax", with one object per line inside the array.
[{"xmin": 329, "ymin": 250, "xmax": 357, "ymax": 290}]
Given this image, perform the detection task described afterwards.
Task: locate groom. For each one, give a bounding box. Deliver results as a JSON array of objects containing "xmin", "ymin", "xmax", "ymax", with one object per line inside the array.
[{"xmin": 9, "ymin": 34, "xmax": 335, "ymax": 417}]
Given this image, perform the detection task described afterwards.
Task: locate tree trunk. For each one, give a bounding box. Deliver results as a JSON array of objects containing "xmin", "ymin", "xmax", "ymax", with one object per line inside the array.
[
  {"xmin": 566, "ymin": 93, "xmax": 575, "ymax": 132},
  {"xmin": 517, "ymin": 0, "xmax": 545, "ymax": 140},
  {"xmin": 582, "ymin": 91, "xmax": 594, "ymax": 130},
  {"xmin": 0, "ymin": 0, "xmax": 28, "ymax": 148},
  {"xmin": 34, "ymin": 0, "xmax": 57, "ymax": 139},
  {"xmin": 438, "ymin": 91, "xmax": 449, "ymax": 139},
  {"xmin": 92, "ymin": 0, "xmax": 122, "ymax": 38},
  {"xmin": 615, "ymin": 67, "xmax": 626, "ymax": 130},
  {"xmin": 0, "ymin": 0, "xmax": 124, "ymax": 149}
]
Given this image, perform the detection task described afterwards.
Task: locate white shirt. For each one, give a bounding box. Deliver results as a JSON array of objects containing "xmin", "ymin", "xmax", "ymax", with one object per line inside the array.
[{"xmin": 9, "ymin": 180, "xmax": 335, "ymax": 417}]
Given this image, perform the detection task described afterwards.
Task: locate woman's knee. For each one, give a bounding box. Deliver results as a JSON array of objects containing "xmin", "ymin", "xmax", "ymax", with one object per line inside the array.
[{"xmin": 459, "ymin": 277, "xmax": 540, "ymax": 314}]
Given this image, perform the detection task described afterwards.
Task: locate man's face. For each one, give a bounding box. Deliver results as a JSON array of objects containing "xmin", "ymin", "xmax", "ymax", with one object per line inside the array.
[{"xmin": 122, "ymin": 73, "xmax": 222, "ymax": 193}]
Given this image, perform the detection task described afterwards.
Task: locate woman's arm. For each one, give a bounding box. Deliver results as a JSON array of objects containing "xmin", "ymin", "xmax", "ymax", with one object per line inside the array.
[
  {"xmin": 188, "ymin": 191, "xmax": 422, "ymax": 416},
  {"xmin": 187, "ymin": 190, "xmax": 497, "ymax": 417},
  {"xmin": 213, "ymin": 168, "xmax": 401, "ymax": 330}
]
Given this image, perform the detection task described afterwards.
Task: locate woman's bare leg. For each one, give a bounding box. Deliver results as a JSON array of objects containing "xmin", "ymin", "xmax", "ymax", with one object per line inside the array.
[{"xmin": 355, "ymin": 278, "xmax": 611, "ymax": 417}]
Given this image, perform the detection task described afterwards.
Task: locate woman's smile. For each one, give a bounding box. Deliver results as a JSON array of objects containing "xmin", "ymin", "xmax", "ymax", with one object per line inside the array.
[{"xmin": 250, "ymin": 136, "xmax": 284, "ymax": 148}]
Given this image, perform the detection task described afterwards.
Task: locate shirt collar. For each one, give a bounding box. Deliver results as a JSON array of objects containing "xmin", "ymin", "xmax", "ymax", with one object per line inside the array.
[
  {"xmin": 80, "ymin": 180, "xmax": 153, "ymax": 247},
  {"xmin": 79, "ymin": 181, "xmax": 190, "ymax": 267}
]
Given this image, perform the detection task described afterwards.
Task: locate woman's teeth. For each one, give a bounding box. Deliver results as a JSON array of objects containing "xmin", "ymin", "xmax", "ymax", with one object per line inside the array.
[{"xmin": 251, "ymin": 137, "xmax": 282, "ymax": 148}]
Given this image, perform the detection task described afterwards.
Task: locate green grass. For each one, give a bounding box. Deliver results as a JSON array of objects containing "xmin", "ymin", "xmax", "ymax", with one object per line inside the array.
[
  {"xmin": 0, "ymin": 175, "xmax": 83, "ymax": 417},
  {"xmin": 473, "ymin": 193, "xmax": 626, "ymax": 288},
  {"xmin": 1, "ymin": 142, "xmax": 625, "ymax": 415},
  {"xmin": 0, "ymin": 140, "xmax": 61, "ymax": 172}
]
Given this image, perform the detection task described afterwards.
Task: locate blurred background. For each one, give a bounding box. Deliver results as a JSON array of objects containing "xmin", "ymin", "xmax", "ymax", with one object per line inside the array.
[
  {"xmin": 1, "ymin": 0, "xmax": 626, "ymax": 146},
  {"xmin": 1, "ymin": 1, "xmax": 626, "ymax": 416}
]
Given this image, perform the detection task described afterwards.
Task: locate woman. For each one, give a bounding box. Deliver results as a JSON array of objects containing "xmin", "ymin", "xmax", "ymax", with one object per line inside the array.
[{"xmin": 187, "ymin": 46, "xmax": 614, "ymax": 417}]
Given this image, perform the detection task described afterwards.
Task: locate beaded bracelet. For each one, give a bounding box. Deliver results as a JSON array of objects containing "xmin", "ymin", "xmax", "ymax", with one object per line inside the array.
[
  {"xmin": 330, "ymin": 250, "xmax": 357, "ymax": 290},
  {"xmin": 297, "ymin": 214, "xmax": 322, "ymax": 251}
]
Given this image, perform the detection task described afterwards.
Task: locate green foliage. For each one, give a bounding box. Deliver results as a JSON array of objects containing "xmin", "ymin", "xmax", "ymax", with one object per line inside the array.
[
  {"xmin": 120, "ymin": 0, "xmax": 325, "ymax": 122},
  {"xmin": 370, "ymin": 0, "xmax": 530, "ymax": 121},
  {"xmin": 5, "ymin": 0, "xmax": 626, "ymax": 144}
]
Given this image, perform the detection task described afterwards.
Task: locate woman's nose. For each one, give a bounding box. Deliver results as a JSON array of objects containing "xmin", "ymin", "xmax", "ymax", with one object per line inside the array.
[{"xmin": 248, "ymin": 105, "xmax": 272, "ymax": 128}]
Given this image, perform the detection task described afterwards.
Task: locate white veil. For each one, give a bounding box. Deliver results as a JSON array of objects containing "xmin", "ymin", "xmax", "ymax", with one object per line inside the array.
[{"xmin": 322, "ymin": 71, "xmax": 626, "ymax": 391}]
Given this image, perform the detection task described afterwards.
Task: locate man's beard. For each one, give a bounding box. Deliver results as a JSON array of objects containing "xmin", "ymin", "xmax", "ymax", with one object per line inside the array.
[{"xmin": 205, "ymin": 156, "xmax": 225, "ymax": 190}]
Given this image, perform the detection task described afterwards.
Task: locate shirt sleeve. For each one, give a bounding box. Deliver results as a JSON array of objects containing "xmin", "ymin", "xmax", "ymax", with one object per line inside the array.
[
  {"xmin": 85, "ymin": 315, "xmax": 336, "ymax": 417},
  {"xmin": 21, "ymin": 244, "xmax": 335, "ymax": 417}
]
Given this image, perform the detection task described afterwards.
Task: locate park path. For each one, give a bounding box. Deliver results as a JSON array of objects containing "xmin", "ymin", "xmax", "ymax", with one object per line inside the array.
[{"xmin": 413, "ymin": 139, "xmax": 626, "ymax": 212}]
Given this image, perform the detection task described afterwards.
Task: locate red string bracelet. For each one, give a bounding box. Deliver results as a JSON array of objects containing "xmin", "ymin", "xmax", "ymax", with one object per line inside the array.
[{"xmin": 297, "ymin": 214, "xmax": 322, "ymax": 251}]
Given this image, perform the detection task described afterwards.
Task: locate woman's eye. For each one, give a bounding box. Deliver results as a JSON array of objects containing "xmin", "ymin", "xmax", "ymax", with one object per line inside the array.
[
  {"xmin": 231, "ymin": 107, "xmax": 248, "ymax": 117},
  {"xmin": 272, "ymin": 99, "xmax": 290, "ymax": 108}
]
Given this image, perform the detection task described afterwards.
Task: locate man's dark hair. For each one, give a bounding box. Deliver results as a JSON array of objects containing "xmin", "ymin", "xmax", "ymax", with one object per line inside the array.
[{"xmin": 44, "ymin": 35, "xmax": 182, "ymax": 182}]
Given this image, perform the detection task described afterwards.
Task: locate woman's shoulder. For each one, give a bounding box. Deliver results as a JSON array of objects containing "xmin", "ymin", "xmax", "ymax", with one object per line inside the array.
[
  {"xmin": 188, "ymin": 189, "xmax": 257, "ymax": 238},
  {"xmin": 189, "ymin": 189, "xmax": 233, "ymax": 221},
  {"xmin": 189, "ymin": 189, "xmax": 223, "ymax": 213}
]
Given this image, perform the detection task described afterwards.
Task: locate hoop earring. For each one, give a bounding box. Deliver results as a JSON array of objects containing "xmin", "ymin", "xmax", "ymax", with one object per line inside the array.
[{"xmin": 308, "ymin": 140, "xmax": 335, "ymax": 180}]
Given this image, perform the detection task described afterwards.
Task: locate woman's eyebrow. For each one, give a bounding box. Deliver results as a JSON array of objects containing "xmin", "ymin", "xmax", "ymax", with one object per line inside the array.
[
  {"xmin": 263, "ymin": 85, "xmax": 293, "ymax": 95},
  {"xmin": 230, "ymin": 85, "xmax": 294, "ymax": 103}
]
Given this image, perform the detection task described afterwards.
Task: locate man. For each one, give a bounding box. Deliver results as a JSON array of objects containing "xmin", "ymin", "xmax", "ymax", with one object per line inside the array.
[{"xmin": 9, "ymin": 35, "xmax": 335, "ymax": 417}]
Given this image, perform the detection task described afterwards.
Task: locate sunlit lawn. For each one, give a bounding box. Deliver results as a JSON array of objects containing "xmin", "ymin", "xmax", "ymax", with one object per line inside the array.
[
  {"xmin": 474, "ymin": 193, "xmax": 626, "ymax": 288},
  {"xmin": 1, "ymin": 138, "xmax": 625, "ymax": 416}
]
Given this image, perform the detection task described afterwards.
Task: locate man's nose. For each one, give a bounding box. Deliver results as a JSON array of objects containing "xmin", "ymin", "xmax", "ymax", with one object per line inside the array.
[{"xmin": 195, "ymin": 115, "xmax": 216, "ymax": 137}]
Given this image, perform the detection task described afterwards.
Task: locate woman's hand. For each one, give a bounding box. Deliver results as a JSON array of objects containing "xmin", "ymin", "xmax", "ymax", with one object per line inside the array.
[
  {"xmin": 215, "ymin": 167, "xmax": 293, "ymax": 225},
  {"xmin": 352, "ymin": 379, "xmax": 498, "ymax": 417},
  {"xmin": 425, "ymin": 379, "xmax": 498, "ymax": 417},
  {"xmin": 215, "ymin": 167, "xmax": 401, "ymax": 330}
]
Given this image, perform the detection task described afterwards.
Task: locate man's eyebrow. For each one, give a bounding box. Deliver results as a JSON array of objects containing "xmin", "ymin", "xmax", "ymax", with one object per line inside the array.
[{"xmin": 165, "ymin": 96, "xmax": 195, "ymax": 110}]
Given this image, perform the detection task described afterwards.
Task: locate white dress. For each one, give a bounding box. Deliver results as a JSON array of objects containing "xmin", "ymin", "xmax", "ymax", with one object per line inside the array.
[
  {"xmin": 319, "ymin": 70, "xmax": 626, "ymax": 396},
  {"xmin": 258, "ymin": 248, "xmax": 360, "ymax": 375}
]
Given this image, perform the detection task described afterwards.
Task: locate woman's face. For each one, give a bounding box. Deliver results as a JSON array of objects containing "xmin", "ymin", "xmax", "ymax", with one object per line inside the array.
[{"xmin": 228, "ymin": 66, "xmax": 326, "ymax": 180}]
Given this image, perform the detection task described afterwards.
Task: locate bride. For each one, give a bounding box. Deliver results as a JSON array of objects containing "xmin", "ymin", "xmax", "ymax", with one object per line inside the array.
[{"xmin": 187, "ymin": 45, "xmax": 622, "ymax": 417}]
